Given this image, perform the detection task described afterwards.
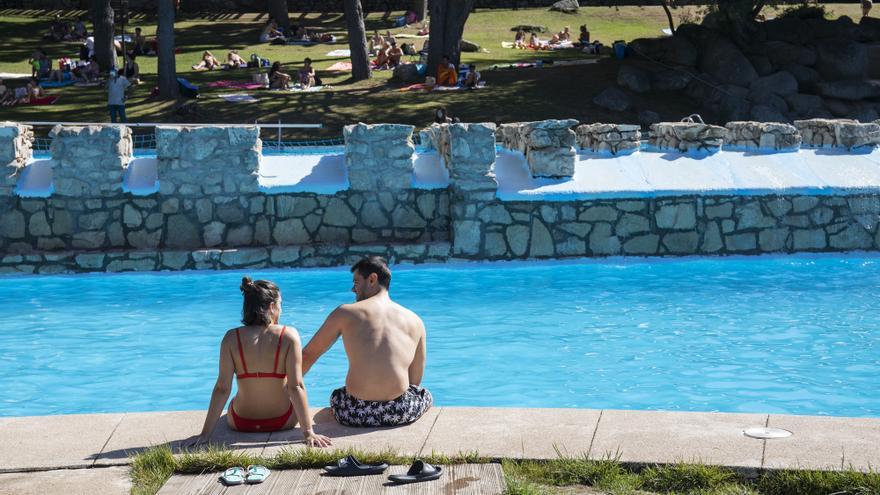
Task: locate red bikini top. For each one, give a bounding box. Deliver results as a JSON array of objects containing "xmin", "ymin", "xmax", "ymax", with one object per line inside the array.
[{"xmin": 234, "ymin": 326, "xmax": 287, "ymax": 379}]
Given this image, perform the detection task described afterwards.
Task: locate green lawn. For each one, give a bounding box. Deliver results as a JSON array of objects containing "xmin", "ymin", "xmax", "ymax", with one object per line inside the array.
[{"xmin": 0, "ymin": 4, "xmax": 866, "ymax": 138}]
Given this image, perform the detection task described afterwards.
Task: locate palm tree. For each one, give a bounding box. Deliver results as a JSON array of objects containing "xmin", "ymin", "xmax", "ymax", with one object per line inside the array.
[
  {"xmin": 344, "ymin": 0, "xmax": 372, "ymax": 81},
  {"xmin": 157, "ymin": 0, "xmax": 178, "ymax": 99}
]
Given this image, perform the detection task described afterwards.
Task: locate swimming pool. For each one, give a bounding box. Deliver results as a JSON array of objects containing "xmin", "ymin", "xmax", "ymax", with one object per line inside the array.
[{"xmin": 1, "ymin": 254, "xmax": 879, "ymax": 418}]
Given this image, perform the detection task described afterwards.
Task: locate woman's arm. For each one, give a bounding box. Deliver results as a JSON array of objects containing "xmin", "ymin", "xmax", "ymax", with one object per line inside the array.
[
  {"xmin": 285, "ymin": 329, "xmax": 331, "ymax": 447},
  {"xmin": 196, "ymin": 333, "xmax": 235, "ymax": 443}
]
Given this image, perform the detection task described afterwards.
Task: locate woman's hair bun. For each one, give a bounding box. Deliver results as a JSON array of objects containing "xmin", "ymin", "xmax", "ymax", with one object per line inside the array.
[{"xmin": 240, "ymin": 276, "xmax": 254, "ymax": 293}]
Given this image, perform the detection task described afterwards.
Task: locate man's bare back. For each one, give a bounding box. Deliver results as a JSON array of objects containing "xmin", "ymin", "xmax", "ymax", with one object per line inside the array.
[
  {"xmin": 302, "ymin": 256, "xmax": 432, "ymax": 427},
  {"xmin": 331, "ymin": 292, "xmax": 425, "ymax": 400}
]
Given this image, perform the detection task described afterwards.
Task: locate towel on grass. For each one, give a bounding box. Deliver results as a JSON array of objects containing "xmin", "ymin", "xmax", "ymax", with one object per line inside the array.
[
  {"xmin": 395, "ymin": 33, "xmax": 429, "ymax": 39},
  {"xmin": 26, "ymin": 95, "xmax": 60, "ymax": 105},
  {"xmin": 399, "ymin": 82, "xmax": 485, "ymax": 92},
  {"xmin": 206, "ymin": 80, "xmax": 264, "ymax": 90},
  {"xmin": 326, "ymin": 49, "xmax": 351, "ymax": 57},
  {"xmin": 39, "ymin": 80, "xmax": 76, "ymax": 88},
  {"xmin": 288, "ymin": 85, "xmax": 324, "ymax": 92},
  {"xmin": 327, "ymin": 61, "xmax": 352, "ymax": 72},
  {"xmin": 74, "ymin": 81, "xmax": 101, "ymax": 87},
  {"xmin": 218, "ymin": 93, "xmax": 259, "ymax": 103},
  {"xmin": 0, "ymin": 72, "xmax": 32, "ymax": 79}
]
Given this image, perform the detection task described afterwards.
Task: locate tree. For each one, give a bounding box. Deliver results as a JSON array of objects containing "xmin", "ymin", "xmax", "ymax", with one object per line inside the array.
[
  {"xmin": 343, "ymin": 0, "xmax": 372, "ymax": 81},
  {"xmin": 413, "ymin": 0, "xmax": 428, "ymax": 22},
  {"xmin": 267, "ymin": 0, "xmax": 290, "ymax": 33},
  {"xmin": 660, "ymin": 0, "xmax": 676, "ymax": 34},
  {"xmin": 157, "ymin": 0, "xmax": 178, "ymax": 99},
  {"xmin": 427, "ymin": 0, "xmax": 475, "ymax": 77},
  {"xmin": 90, "ymin": 0, "xmax": 115, "ymax": 70}
]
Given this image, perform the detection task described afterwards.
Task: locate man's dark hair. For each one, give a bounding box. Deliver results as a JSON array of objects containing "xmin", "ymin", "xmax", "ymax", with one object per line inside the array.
[
  {"xmin": 351, "ymin": 256, "xmax": 391, "ymax": 289},
  {"xmin": 240, "ymin": 276, "xmax": 281, "ymax": 326}
]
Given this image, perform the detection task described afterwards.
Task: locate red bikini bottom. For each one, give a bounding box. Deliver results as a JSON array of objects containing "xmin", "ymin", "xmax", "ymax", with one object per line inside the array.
[{"xmin": 229, "ymin": 400, "xmax": 293, "ymax": 432}]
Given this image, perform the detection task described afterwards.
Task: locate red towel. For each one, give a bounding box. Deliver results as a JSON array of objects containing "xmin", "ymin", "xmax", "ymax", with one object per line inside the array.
[
  {"xmin": 206, "ymin": 80, "xmax": 264, "ymax": 90},
  {"xmin": 26, "ymin": 96, "xmax": 59, "ymax": 105}
]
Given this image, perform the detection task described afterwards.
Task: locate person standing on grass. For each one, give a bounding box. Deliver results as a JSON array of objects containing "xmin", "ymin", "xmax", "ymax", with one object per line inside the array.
[{"xmin": 107, "ymin": 68, "xmax": 131, "ymax": 123}]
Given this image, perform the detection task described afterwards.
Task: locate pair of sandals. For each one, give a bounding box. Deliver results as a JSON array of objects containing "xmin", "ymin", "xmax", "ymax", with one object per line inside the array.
[
  {"xmin": 219, "ymin": 465, "xmax": 270, "ymax": 485},
  {"xmin": 324, "ymin": 455, "xmax": 443, "ymax": 484}
]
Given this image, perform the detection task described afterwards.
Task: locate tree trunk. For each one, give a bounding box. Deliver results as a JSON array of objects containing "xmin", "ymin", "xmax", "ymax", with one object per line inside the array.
[
  {"xmin": 344, "ymin": 0, "xmax": 372, "ymax": 81},
  {"xmin": 91, "ymin": 0, "xmax": 115, "ymax": 71},
  {"xmin": 427, "ymin": 0, "xmax": 475, "ymax": 77},
  {"xmin": 413, "ymin": 0, "xmax": 427, "ymax": 21},
  {"xmin": 157, "ymin": 0, "xmax": 179, "ymax": 99},
  {"xmin": 660, "ymin": 0, "xmax": 675, "ymax": 34},
  {"xmin": 268, "ymin": 0, "xmax": 290, "ymax": 32}
]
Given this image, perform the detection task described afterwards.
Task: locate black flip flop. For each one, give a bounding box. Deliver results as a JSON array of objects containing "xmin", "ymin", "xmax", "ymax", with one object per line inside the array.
[
  {"xmin": 387, "ymin": 459, "xmax": 443, "ymax": 484},
  {"xmin": 323, "ymin": 455, "xmax": 389, "ymax": 476}
]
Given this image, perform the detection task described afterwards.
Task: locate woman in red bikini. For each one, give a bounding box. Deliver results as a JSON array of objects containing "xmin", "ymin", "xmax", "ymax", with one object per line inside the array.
[{"xmin": 190, "ymin": 277, "xmax": 331, "ymax": 447}]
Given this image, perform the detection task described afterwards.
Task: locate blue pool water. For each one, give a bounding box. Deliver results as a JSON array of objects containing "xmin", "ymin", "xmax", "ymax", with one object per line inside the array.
[{"xmin": 1, "ymin": 255, "xmax": 879, "ymax": 418}]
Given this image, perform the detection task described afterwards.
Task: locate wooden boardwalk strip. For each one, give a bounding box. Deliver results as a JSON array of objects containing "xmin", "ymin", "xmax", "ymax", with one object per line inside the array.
[{"xmin": 157, "ymin": 464, "xmax": 505, "ymax": 495}]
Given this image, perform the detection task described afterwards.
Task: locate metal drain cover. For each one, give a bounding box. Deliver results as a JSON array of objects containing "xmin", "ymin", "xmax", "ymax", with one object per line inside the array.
[{"xmin": 743, "ymin": 427, "xmax": 792, "ymax": 439}]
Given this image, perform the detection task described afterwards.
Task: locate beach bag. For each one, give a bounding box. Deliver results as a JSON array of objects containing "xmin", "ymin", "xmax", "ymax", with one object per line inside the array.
[
  {"xmin": 176, "ymin": 77, "xmax": 199, "ymax": 98},
  {"xmin": 394, "ymin": 15, "xmax": 406, "ymax": 27},
  {"xmin": 253, "ymin": 72, "xmax": 270, "ymax": 86},
  {"xmin": 260, "ymin": 58, "xmax": 271, "ymax": 68}
]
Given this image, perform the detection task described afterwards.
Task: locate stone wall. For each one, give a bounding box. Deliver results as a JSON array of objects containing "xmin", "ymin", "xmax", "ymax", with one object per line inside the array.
[
  {"xmin": 451, "ymin": 194, "xmax": 880, "ymax": 258},
  {"xmin": 575, "ymin": 123, "xmax": 641, "ymax": 155},
  {"xmin": 794, "ymin": 119, "xmax": 880, "ymax": 149},
  {"xmin": 344, "ymin": 123, "xmax": 415, "ymax": 191},
  {"xmin": 499, "ymin": 120, "xmax": 578, "ymax": 178},
  {"xmin": 0, "ymin": 123, "xmax": 33, "ymax": 196},
  {"xmin": 50, "ymin": 125, "xmax": 131, "ymax": 197},
  {"xmin": 156, "ymin": 126, "xmax": 260, "ymax": 195},
  {"xmin": 724, "ymin": 122, "xmax": 801, "ymax": 151},
  {"xmin": 422, "ymin": 123, "xmax": 497, "ymax": 191},
  {"xmin": 650, "ymin": 122, "xmax": 727, "ymax": 153},
  {"xmin": 4, "ymin": 119, "xmax": 880, "ymax": 275}
]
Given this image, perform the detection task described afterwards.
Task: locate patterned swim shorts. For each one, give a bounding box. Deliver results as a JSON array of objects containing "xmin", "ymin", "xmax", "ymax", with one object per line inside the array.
[{"xmin": 330, "ymin": 385, "xmax": 433, "ymax": 427}]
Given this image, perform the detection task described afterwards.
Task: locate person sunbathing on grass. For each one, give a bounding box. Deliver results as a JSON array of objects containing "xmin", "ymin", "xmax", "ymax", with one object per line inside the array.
[
  {"xmin": 370, "ymin": 30, "xmax": 385, "ymax": 54},
  {"xmin": 558, "ymin": 26, "xmax": 572, "ymax": 42},
  {"xmin": 303, "ymin": 256, "xmax": 433, "ymax": 427},
  {"xmin": 374, "ymin": 42, "xmax": 391, "ymax": 68},
  {"xmin": 387, "ymin": 42, "xmax": 403, "ymax": 67},
  {"xmin": 226, "ymin": 50, "xmax": 247, "ymax": 69},
  {"xmin": 192, "ymin": 50, "xmax": 221, "ymax": 70},
  {"xmin": 187, "ymin": 277, "xmax": 331, "ymax": 447},
  {"xmin": 299, "ymin": 58, "xmax": 316, "ymax": 88},
  {"xmin": 514, "ymin": 29, "xmax": 526, "ymax": 49},
  {"xmin": 269, "ymin": 61, "xmax": 291, "ymax": 89},
  {"xmin": 7, "ymin": 78, "xmax": 43, "ymax": 106},
  {"xmin": 260, "ymin": 20, "xmax": 285, "ymax": 43},
  {"xmin": 436, "ymin": 55, "xmax": 457, "ymax": 86}
]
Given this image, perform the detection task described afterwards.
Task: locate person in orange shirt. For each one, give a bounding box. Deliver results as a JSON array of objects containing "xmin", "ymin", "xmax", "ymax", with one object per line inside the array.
[{"xmin": 436, "ymin": 55, "xmax": 457, "ymax": 86}]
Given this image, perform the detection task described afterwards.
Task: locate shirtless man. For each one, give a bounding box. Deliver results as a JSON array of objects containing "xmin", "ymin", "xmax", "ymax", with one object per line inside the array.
[{"xmin": 302, "ymin": 256, "xmax": 432, "ymax": 427}]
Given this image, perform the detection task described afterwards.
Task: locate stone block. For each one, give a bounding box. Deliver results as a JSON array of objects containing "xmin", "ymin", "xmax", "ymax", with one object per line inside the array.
[
  {"xmin": 575, "ymin": 123, "xmax": 641, "ymax": 155},
  {"xmin": 345, "ymin": 123, "xmax": 415, "ymax": 191},
  {"xmin": 656, "ymin": 203, "xmax": 697, "ymax": 230},
  {"xmin": 724, "ymin": 122, "xmax": 801, "ymax": 151},
  {"xmin": 49, "ymin": 125, "xmax": 131, "ymax": 197},
  {"xmin": 650, "ymin": 122, "xmax": 726, "ymax": 153},
  {"xmin": 453, "ymin": 220, "xmax": 481, "ymax": 255},
  {"xmin": 156, "ymin": 126, "xmax": 261, "ymax": 195},
  {"xmin": 500, "ymin": 120, "xmax": 578, "ymax": 178},
  {"xmin": 794, "ymin": 119, "xmax": 880, "ymax": 149},
  {"xmin": 0, "ymin": 123, "xmax": 34, "ymax": 195}
]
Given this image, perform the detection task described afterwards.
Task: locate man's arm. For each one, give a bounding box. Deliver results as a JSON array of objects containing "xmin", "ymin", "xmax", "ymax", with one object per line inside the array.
[
  {"xmin": 408, "ymin": 320, "xmax": 426, "ymax": 386},
  {"xmin": 301, "ymin": 306, "xmax": 345, "ymax": 375}
]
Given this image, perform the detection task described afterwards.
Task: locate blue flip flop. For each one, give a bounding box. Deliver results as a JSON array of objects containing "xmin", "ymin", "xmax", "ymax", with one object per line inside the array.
[
  {"xmin": 246, "ymin": 465, "xmax": 271, "ymax": 484},
  {"xmin": 219, "ymin": 466, "xmax": 246, "ymax": 485}
]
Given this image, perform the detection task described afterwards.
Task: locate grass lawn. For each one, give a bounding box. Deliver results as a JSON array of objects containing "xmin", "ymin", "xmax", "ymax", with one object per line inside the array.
[
  {"xmin": 0, "ymin": 4, "xmax": 866, "ymax": 138},
  {"xmin": 129, "ymin": 444, "xmax": 880, "ymax": 495}
]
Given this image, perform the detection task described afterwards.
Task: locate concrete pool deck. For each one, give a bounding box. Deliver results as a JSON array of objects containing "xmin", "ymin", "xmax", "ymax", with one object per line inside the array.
[{"xmin": 2, "ymin": 407, "xmax": 879, "ymax": 477}]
